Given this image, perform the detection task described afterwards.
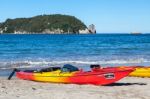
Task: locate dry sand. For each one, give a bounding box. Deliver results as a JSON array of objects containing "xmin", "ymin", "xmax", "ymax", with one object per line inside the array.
[{"xmin": 0, "ymin": 77, "xmax": 150, "ymax": 99}]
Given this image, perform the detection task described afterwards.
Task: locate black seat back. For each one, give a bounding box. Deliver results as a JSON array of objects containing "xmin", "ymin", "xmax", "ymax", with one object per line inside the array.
[
  {"xmin": 62, "ymin": 64, "xmax": 79, "ymax": 72},
  {"xmin": 90, "ymin": 64, "xmax": 100, "ymax": 69}
]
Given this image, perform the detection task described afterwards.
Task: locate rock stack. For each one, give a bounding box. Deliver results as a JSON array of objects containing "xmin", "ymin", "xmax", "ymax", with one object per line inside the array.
[
  {"xmin": 79, "ymin": 24, "xmax": 96, "ymax": 34},
  {"xmin": 88, "ymin": 24, "xmax": 96, "ymax": 34}
]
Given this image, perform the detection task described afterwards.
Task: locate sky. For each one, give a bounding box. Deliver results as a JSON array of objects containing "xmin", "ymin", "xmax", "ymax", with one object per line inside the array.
[{"xmin": 0, "ymin": 0, "xmax": 150, "ymax": 33}]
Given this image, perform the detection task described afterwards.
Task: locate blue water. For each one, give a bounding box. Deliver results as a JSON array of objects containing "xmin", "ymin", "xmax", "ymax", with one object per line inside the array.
[{"xmin": 0, "ymin": 34, "xmax": 150, "ymax": 70}]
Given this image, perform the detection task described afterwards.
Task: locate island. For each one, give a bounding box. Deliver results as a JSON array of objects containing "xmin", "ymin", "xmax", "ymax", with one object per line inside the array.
[{"xmin": 0, "ymin": 14, "xmax": 96, "ymax": 34}]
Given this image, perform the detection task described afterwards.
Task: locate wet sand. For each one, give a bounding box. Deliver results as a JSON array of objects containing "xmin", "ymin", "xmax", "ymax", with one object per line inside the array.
[{"xmin": 0, "ymin": 77, "xmax": 150, "ymax": 99}]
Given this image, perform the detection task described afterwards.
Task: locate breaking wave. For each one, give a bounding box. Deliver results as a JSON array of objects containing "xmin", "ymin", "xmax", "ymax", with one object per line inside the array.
[{"xmin": 0, "ymin": 58, "xmax": 150, "ymax": 69}]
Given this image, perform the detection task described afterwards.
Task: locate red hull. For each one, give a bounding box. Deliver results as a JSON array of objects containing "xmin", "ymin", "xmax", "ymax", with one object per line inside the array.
[{"xmin": 16, "ymin": 67, "xmax": 134, "ymax": 85}]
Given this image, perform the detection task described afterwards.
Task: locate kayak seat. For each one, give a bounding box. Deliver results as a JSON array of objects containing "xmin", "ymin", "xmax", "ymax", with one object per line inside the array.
[
  {"xmin": 90, "ymin": 64, "xmax": 101, "ymax": 72},
  {"xmin": 61, "ymin": 64, "xmax": 79, "ymax": 72}
]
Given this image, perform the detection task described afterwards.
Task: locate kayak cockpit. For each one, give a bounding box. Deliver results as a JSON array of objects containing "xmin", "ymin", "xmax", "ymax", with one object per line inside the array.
[{"xmin": 23, "ymin": 64, "xmax": 80, "ymax": 73}]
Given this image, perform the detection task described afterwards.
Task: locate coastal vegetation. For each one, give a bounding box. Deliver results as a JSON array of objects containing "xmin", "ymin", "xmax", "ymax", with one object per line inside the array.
[{"xmin": 0, "ymin": 14, "xmax": 89, "ymax": 34}]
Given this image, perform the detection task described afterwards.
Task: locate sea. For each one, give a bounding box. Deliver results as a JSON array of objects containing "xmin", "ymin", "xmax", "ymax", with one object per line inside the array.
[{"xmin": 0, "ymin": 34, "xmax": 150, "ymax": 76}]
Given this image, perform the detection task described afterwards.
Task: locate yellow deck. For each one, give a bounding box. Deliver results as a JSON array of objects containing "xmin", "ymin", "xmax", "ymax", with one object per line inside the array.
[
  {"xmin": 33, "ymin": 70, "xmax": 76, "ymax": 83},
  {"xmin": 129, "ymin": 67, "xmax": 150, "ymax": 77}
]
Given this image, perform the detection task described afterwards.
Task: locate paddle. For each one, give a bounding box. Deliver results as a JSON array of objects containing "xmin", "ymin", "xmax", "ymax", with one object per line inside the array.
[{"xmin": 8, "ymin": 68, "xmax": 18, "ymax": 80}]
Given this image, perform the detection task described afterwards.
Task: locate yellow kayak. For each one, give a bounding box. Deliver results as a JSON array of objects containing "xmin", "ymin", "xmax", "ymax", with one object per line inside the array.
[{"xmin": 129, "ymin": 66, "xmax": 150, "ymax": 77}]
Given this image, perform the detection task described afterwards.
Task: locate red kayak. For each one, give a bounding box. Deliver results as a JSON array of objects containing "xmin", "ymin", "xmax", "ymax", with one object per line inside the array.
[{"xmin": 11, "ymin": 64, "xmax": 134, "ymax": 85}]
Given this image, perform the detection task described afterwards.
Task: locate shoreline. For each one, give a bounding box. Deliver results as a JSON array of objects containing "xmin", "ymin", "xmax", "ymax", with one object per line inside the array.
[
  {"xmin": 1, "ymin": 63, "xmax": 150, "ymax": 77},
  {"xmin": 0, "ymin": 77, "xmax": 150, "ymax": 99}
]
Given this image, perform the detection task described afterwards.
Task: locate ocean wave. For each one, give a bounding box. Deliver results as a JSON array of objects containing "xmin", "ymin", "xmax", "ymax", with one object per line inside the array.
[
  {"xmin": 0, "ymin": 58, "xmax": 150, "ymax": 69},
  {"xmin": 15, "ymin": 58, "xmax": 150, "ymax": 65}
]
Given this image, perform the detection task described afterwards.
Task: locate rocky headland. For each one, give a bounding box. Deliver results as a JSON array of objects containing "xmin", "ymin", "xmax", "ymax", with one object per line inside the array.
[{"xmin": 0, "ymin": 14, "xmax": 96, "ymax": 34}]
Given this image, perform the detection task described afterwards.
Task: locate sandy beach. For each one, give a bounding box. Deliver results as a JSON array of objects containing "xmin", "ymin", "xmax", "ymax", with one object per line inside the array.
[{"xmin": 0, "ymin": 77, "xmax": 150, "ymax": 99}]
